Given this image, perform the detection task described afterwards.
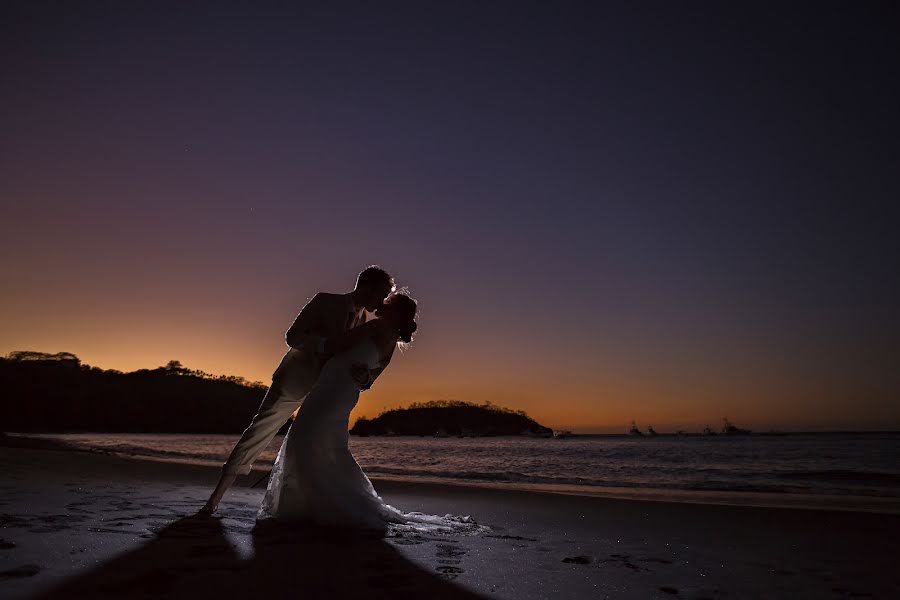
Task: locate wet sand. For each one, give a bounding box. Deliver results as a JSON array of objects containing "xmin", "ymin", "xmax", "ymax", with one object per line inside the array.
[{"xmin": 1, "ymin": 442, "xmax": 898, "ymax": 599}]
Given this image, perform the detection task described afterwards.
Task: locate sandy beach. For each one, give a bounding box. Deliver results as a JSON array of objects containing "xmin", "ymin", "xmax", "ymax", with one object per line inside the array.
[{"xmin": 1, "ymin": 441, "xmax": 898, "ymax": 599}]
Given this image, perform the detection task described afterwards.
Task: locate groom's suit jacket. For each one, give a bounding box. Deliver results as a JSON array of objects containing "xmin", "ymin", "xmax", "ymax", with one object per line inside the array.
[
  {"xmin": 272, "ymin": 292, "xmax": 368, "ymax": 394},
  {"xmin": 221, "ymin": 292, "xmax": 381, "ymax": 475}
]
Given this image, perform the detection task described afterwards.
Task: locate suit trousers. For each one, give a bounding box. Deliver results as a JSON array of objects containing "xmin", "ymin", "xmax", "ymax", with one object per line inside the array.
[{"xmin": 222, "ymin": 353, "xmax": 318, "ymax": 476}]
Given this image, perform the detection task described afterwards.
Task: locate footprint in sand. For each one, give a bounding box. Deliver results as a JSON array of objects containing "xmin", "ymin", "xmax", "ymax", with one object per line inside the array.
[
  {"xmin": 88, "ymin": 527, "xmax": 139, "ymax": 535},
  {"xmin": 435, "ymin": 543, "xmax": 467, "ymax": 579},
  {"xmin": 435, "ymin": 565, "xmax": 464, "ymax": 579},
  {"xmin": 639, "ymin": 556, "xmax": 674, "ymax": 565},
  {"xmin": 436, "ymin": 542, "xmax": 466, "ymax": 563},
  {"xmin": 5, "ymin": 513, "xmax": 88, "ymax": 534},
  {"xmin": 485, "ymin": 533, "xmax": 539, "ymax": 542},
  {"xmin": 388, "ymin": 537, "xmax": 426, "ymax": 545},
  {"xmin": 596, "ymin": 553, "xmax": 643, "ymax": 571},
  {"xmin": 0, "ymin": 564, "xmax": 41, "ymax": 580},
  {"xmin": 562, "ymin": 555, "xmax": 593, "ymax": 564},
  {"xmin": 386, "ymin": 530, "xmax": 429, "ymax": 545},
  {"xmin": 66, "ymin": 500, "xmax": 97, "ymax": 515}
]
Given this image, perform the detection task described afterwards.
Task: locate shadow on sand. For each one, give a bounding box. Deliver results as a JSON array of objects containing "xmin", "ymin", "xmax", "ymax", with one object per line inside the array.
[{"xmin": 35, "ymin": 515, "xmax": 488, "ymax": 599}]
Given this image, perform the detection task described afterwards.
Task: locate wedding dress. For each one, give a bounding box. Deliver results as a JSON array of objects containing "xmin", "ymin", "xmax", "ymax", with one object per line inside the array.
[{"xmin": 257, "ymin": 335, "xmax": 484, "ymax": 536}]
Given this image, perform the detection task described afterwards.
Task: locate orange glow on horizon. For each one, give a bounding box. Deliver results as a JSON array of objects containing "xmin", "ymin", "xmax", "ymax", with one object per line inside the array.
[{"xmin": 2, "ymin": 328, "xmax": 894, "ymax": 434}]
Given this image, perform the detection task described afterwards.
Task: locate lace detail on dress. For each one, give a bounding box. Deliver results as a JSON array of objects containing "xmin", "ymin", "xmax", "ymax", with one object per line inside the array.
[
  {"xmin": 256, "ymin": 433, "xmax": 288, "ymax": 521},
  {"xmin": 379, "ymin": 504, "xmax": 489, "ymax": 536}
]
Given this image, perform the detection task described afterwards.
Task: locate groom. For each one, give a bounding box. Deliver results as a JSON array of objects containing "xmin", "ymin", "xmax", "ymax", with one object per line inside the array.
[{"xmin": 200, "ymin": 265, "xmax": 396, "ymax": 514}]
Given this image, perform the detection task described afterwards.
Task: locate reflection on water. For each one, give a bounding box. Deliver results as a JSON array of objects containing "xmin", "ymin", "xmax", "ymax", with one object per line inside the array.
[{"xmin": 18, "ymin": 432, "xmax": 900, "ymax": 510}]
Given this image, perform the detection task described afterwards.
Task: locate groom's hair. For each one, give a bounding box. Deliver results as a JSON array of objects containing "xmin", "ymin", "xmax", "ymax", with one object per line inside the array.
[{"xmin": 356, "ymin": 265, "xmax": 395, "ymax": 292}]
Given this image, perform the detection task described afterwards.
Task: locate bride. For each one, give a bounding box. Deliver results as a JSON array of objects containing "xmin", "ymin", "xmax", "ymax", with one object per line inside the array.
[{"xmin": 257, "ymin": 292, "xmax": 482, "ymax": 536}]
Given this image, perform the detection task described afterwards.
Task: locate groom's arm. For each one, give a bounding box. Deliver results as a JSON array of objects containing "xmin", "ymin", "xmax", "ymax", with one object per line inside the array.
[
  {"xmin": 324, "ymin": 320, "xmax": 386, "ymax": 356},
  {"xmin": 285, "ymin": 294, "xmax": 326, "ymax": 353}
]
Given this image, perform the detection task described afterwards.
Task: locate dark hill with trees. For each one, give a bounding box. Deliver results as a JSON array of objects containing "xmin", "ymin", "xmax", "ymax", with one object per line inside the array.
[
  {"xmin": 350, "ymin": 400, "xmax": 553, "ymax": 437},
  {"xmin": 0, "ymin": 351, "xmax": 268, "ymax": 433}
]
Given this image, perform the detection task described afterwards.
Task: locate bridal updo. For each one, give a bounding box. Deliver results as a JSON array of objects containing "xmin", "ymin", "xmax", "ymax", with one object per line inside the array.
[{"xmin": 375, "ymin": 291, "xmax": 417, "ymax": 344}]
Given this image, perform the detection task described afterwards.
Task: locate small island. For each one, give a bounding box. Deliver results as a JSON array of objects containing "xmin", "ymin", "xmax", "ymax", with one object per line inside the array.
[{"xmin": 350, "ymin": 400, "xmax": 553, "ymax": 437}]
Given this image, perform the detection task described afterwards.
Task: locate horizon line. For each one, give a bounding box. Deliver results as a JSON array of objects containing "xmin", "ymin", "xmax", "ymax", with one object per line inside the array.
[{"xmin": 5, "ymin": 350, "xmax": 897, "ymax": 435}]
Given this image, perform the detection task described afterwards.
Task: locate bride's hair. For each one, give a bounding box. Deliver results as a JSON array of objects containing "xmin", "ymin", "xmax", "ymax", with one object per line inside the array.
[{"xmin": 375, "ymin": 290, "xmax": 417, "ymax": 344}]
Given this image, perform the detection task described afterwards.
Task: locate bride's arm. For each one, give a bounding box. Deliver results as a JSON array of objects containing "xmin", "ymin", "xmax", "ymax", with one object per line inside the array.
[
  {"xmin": 361, "ymin": 339, "xmax": 396, "ymax": 391},
  {"xmin": 323, "ymin": 320, "xmax": 389, "ymax": 355}
]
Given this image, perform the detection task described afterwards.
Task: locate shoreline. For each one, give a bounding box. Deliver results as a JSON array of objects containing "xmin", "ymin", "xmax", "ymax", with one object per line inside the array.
[
  {"xmin": 1, "ymin": 445, "xmax": 899, "ymax": 599},
  {"xmin": 2, "ymin": 432, "xmax": 898, "ymax": 515}
]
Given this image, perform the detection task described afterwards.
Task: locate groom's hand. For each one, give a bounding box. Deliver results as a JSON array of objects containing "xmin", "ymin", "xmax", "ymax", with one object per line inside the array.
[{"xmin": 349, "ymin": 364, "xmax": 372, "ymax": 390}]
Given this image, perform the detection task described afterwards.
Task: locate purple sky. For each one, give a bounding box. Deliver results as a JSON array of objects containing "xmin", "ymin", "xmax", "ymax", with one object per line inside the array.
[{"xmin": 2, "ymin": 2, "xmax": 898, "ymax": 432}]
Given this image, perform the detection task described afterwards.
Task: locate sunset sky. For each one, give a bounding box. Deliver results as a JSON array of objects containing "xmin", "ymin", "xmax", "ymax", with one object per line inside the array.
[{"xmin": 2, "ymin": 2, "xmax": 898, "ymax": 433}]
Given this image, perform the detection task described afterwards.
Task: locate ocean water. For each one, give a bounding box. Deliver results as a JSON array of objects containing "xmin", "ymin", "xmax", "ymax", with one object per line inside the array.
[{"xmin": 18, "ymin": 432, "xmax": 900, "ymax": 513}]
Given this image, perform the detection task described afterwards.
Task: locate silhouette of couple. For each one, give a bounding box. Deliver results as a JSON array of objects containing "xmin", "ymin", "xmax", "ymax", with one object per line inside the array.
[{"xmin": 201, "ymin": 266, "xmax": 479, "ymax": 537}]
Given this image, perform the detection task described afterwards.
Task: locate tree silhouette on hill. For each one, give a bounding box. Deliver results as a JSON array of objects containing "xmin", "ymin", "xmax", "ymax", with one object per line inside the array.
[
  {"xmin": 0, "ymin": 351, "xmax": 266, "ymax": 433},
  {"xmin": 1, "ymin": 351, "xmax": 551, "ymax": 437}
]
